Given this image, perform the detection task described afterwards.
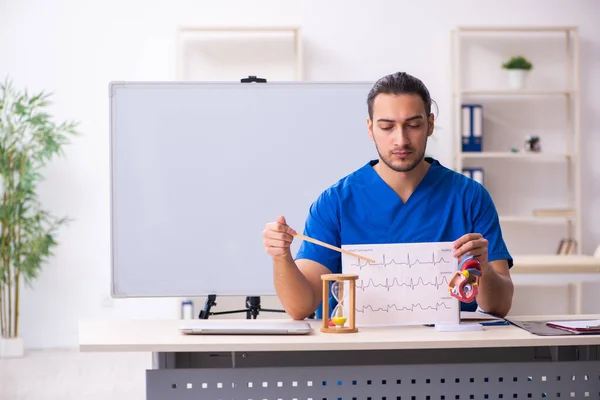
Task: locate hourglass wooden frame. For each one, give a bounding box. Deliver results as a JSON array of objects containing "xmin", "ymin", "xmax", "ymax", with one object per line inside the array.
[{"xmin": 320, "ymin": 273, "xmax": 358, "ymax": 333}]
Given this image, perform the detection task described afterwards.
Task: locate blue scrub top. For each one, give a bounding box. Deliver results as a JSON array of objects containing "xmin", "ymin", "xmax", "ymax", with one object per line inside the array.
[{"xmin": 294, "ymin": 157, "xmax": 513, "ymax": 318}]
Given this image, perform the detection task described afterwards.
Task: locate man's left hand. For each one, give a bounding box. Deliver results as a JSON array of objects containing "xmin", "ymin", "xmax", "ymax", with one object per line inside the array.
[{"xmin": 453, "ymin": 233, "xmax": 488, "ymax": 268}]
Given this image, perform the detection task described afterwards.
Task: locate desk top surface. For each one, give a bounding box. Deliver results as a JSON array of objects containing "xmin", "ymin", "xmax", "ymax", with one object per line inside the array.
[{"xmin": 79, "ymin": 314, "xmax": 600, "ymax": 353}]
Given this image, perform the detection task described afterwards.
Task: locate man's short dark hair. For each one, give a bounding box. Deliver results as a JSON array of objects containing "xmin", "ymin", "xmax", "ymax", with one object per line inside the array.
[{"xmin": 367, "ymin": 72, "xmax": 434, "ymax": 119}]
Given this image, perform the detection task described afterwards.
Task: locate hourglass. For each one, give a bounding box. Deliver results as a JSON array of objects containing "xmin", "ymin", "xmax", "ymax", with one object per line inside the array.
[{"xmin": 320, "ymin": 274, "xmax": 358, "ymax": 333}]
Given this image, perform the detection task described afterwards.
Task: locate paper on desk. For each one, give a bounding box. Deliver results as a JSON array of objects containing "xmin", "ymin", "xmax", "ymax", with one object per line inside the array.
[
  {"xmin": 341, "ymin": 242, "xmax": 460, "ymax": 327},
  {"xmin": 546, "ymin": 320, "xmax": 600, "ymax": 329}
]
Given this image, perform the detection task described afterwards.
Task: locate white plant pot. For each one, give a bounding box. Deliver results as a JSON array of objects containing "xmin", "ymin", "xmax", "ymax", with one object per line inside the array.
[
  {"xmin": 0, "ymin": 336, "xmax": 24, "ymax": 358},
  {"xmin": 507, "ymin": 69, "xmax": 528, "ymax": 89}
]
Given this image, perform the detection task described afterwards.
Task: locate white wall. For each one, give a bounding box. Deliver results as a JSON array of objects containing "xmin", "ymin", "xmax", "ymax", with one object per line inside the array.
[{"xmin": 0, "ymin": 0, "xmax": 599, "ymax": 349}]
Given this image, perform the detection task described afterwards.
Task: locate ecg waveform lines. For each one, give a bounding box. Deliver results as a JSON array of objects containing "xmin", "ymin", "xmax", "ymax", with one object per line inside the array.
[
  {"xmin": 355, "ymin": 302, "xmax": 452, "ymax": 313},
  {"xmin": 341, "ymin": 242, "xmax": 460, "ymax": 326},
  {"xmin": 349, "ymin": 252, "xmax": 451, "ymax": 270},
  {"xmin": 356, "ymin": 276, "xmax": 449, "ymax": 291}
]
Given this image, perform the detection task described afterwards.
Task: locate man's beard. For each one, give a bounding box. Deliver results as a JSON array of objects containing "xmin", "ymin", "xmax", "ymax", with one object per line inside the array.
[{"xmin": 374, "ymin": 142, "xmax": 426, "ymax": 173}]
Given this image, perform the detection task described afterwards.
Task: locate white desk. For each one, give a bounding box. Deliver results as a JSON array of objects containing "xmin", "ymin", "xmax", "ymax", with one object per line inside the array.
[{"xmin": 79, "ymin": 316, "xmax": 600, "ymax": 400}]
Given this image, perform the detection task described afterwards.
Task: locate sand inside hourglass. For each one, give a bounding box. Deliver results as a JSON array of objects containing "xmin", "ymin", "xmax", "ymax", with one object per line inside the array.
[{"xmin": 331, "ymin": 280, "xmax": 347, "ymax": 327}]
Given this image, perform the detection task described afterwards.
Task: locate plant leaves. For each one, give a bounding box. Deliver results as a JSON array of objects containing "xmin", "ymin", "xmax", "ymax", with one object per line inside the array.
[{"xmin": 0, "ymin": 77, "xmax": 80, "ymax": 337}]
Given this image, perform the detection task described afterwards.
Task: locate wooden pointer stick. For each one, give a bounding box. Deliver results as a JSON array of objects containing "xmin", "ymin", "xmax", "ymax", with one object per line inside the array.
[{"xmin": 293, "ymin": 233, "xmax": 376, "ymax": 264}]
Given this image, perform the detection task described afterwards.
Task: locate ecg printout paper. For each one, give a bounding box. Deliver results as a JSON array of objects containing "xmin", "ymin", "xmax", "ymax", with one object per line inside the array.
[{"xmin": 341, "ymin": 242, "xmax": 460, "ymax": 327}]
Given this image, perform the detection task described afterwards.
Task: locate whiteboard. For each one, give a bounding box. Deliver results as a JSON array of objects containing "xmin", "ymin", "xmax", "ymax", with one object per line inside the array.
[{"xmin": 110, "ymin": 81, "xmax": 375, "ymax": 297}]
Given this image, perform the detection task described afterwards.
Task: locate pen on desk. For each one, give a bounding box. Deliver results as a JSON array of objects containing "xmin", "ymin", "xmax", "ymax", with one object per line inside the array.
[
  {"xmin": 480, "ymin": 320, "xmax": 510, "ymax": 326},
  {"xmin": 425, "ymin": 320, "xmax": 510, "ymax": 328}
]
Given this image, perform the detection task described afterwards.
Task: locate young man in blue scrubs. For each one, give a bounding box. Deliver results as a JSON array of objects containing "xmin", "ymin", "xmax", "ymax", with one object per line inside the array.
[{"xmin": 262, "ymin": 72, "xmax": 514, "ymax": 319}]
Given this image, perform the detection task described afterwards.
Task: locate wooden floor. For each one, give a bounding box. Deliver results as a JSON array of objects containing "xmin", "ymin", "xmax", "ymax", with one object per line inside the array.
[{"xmin": 0, "ymin": 348, "xmax": 150, "ymax": 400}]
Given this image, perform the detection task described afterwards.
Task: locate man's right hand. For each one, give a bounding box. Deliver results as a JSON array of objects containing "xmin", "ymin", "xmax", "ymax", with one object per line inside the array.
[{"xmin": 262, "ymin": 215, "xmax": 297, "ymax": 259}]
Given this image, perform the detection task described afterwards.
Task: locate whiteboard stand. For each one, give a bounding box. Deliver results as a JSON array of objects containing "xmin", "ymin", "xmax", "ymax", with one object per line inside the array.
[{"xmin": 198, "ymin": 295, "xmax": 288, "ymax": 320}]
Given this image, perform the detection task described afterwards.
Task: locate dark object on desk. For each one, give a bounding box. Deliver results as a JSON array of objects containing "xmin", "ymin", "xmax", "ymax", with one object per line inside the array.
[
  {"xmin": 506, "ymin": 318, "xmax": 600, "ymax": 336},
  {"xmin": 460, "ymin": 310, "xmax": 507, "ymax": 326},
  {"xmin": 479, "ymin": 320, "xmax": 510, "ymax": 326}
]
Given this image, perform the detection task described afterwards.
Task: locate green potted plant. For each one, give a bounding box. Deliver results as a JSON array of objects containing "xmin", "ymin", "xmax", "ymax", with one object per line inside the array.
[
  {"xmin": 502, "ymin": 56, "xmax": 533, "ymax": 89},
  {"xmin": 0, "ymin": 78, "xmax": 79, "ymax": 358}
]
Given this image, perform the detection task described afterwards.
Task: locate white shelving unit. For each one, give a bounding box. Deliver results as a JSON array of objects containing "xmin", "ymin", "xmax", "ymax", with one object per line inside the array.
[
  {"xmin": 176, "ymin": 26, "xmax": 303, "ymax": 81},
  {"xmin": 451, "ymin": 26, "xmax": 581, "ymax": 256}
]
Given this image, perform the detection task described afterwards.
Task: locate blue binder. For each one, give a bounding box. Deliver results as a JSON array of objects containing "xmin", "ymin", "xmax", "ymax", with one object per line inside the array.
[
  {"xmin": 461, "ymin": 104, "xmax": 483, "ymax": 152},
  {"xmin": 462, "ymin": 167, "xmax": 484, "ymax": 186}
]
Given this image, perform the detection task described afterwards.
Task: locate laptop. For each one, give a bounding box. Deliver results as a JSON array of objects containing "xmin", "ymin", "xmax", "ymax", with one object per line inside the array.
[{"xmin": 178, "ymin": 319, "xmax": 312, "ymax": 335}]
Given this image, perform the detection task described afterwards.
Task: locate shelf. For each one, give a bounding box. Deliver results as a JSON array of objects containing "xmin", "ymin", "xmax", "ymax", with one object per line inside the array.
[
  {"xmin": 499, "ymin": 215, "xmax": 574, "ymax": 224},
  {"xmin": 460, "ymin": 152, "xmax": 570, "ymax": 161},
  {"xmin": 455, "ymin": 26, "xmax": 577, "ymax": 34},
  {"xmin": 457, "ymin": 90, "xmax": 573, "ymax": 96},
  {"xmin": 178, "ymin": 26, "xmax": 301, "ymax": 32},
  {"xmin": 176, "ymin": 26, "xmax": 303, "ymax": 81}
]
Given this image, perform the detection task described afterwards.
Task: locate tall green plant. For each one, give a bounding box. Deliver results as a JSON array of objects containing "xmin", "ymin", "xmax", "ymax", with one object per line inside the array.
[{"xmin": 0, "ymin": 78, "xmax": 79, "ymax": 339}]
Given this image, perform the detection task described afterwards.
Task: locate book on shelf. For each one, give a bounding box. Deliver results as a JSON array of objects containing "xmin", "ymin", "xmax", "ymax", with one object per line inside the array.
[
  {"xmin": 461, "ymin": 104, "xmax": 482, "ymax": 152},
  {"xmin": 556, "ymin": 238, "xmax": 577, "ymax": 255}
]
